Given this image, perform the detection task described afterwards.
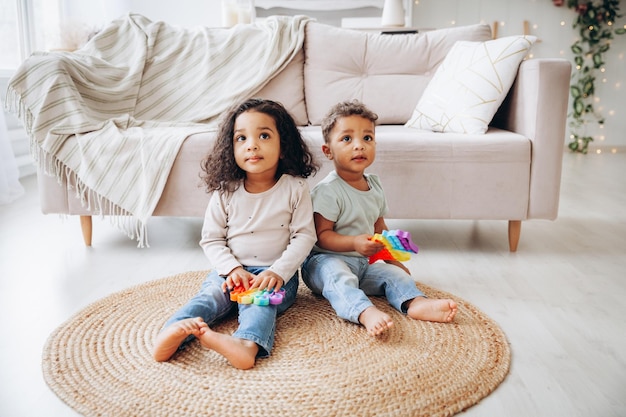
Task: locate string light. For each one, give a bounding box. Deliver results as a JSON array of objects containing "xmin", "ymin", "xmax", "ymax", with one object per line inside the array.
[{"xmin": 558, "ymin": 2, "xmax": 626, "ymax": 153}]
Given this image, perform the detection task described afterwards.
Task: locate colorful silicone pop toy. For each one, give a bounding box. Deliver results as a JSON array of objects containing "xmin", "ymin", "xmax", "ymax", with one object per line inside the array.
[
  {"xmin": 368, "ymin": 229, "xmax": 419, "ymax": 264},
  {"xmin": 229, "ymin": 286, "xmax": 285, "ymax": 306}
]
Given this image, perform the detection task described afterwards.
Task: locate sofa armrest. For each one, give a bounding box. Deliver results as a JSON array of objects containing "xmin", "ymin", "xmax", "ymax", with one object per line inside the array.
[
  {"xmin": 497, "ymin": 58, "xmax": 571, "ymax": 220},
  {"xmin": 38, "ymin": 168, "xmax": 70, "ymax": 214}
]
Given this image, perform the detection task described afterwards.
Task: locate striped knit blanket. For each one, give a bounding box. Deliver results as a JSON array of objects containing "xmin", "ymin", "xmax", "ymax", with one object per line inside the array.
[{"xmin": 6, "ymin": 13, "xmax": 310, "ymax": 246}]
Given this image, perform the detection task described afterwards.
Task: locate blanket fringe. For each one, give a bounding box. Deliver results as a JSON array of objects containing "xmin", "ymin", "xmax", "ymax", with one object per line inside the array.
[
  {"xmin": 5, "ymin": 86, "xmax": 34, "ymax": 137},
  {"xmin": 58, "ymin": 157, "xmax": 151, "ymax": 248},
  {"xmin": 66, "ymin": 167, "xmax": 151, "ymax": 248},
  {"xmin": 68, "ymin": 166, "xmax": 150, "ymax": 248},
  {"xmin": 5, "ymin": 88, "xmax": 151, "ymax": 248}
]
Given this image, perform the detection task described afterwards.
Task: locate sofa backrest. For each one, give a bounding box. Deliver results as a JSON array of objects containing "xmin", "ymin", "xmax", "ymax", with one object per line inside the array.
[
  {"xmin": 303, "ymin": 23, "xmax": 493, "ymax": 125},
  {"xmin": 255, "ymin": 48, "xmax": 308, "ymax": 126}
]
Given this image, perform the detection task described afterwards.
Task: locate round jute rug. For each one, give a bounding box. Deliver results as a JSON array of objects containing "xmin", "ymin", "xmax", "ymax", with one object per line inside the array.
[{"xmin": 42, "ymin": 270, "xmax": 510, "ymax": 417}]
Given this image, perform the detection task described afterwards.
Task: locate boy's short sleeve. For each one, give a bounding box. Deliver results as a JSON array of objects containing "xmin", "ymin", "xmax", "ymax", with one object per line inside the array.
[{"xmin": 311, "ymin": 183, "xmax": 341, "ymax": 222}]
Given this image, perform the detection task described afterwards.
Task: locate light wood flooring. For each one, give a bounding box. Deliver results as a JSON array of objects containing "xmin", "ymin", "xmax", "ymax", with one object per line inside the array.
[{"xmin": 1, "ymin": 151, "xmax": 625, "ymax": 417}]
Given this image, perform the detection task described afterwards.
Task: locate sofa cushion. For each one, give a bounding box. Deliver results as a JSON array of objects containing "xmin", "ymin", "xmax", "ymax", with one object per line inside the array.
[
  {"xmin": 303, "ymin": 23, "xmax": 493, "ymax": 125},
  {"xmin": 300, "ymin": 125, "xmax": 531, "ymax": 220},
  {"xmin": 405, "ymin": 35, "xmax": 537, "ymax": 134},
  {"xmin": 255, "ymin": 48, "xmax": 308, "ymax": 126}
]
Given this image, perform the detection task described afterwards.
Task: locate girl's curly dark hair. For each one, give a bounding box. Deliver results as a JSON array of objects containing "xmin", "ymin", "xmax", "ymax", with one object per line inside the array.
[
  {"xmin": 321, "ymin": 99, "xmax": 378, "ymax": 144},
  {"xmin": 201, "ymin": 98, "xmax": 318, "ymax": 193}
]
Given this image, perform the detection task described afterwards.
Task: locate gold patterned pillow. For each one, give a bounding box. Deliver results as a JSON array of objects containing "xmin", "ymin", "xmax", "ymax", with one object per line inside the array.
[{"xmin": 405, "ymin": 35, "xmax": 537, "ymax": 134}]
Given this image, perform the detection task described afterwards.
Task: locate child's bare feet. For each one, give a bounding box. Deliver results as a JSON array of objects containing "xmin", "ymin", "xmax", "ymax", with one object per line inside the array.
[
  {"xmin": 197, "ymin": 327, "xmax": 259, "ymax": 370},
  {"xmin": 153, "ymin": 317, "xmax": 209, "ymax": 362},
  {"xmin": 407, "ymin": 297, "xmax": 457, "ymax": 323},
  {"xmin": 359, "ymin": 306, "xmax": 394, "ymax": 337}
]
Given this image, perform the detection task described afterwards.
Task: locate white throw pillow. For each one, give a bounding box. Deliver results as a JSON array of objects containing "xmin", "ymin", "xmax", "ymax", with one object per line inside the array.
[{"xmin": 405, "ymin": 35, "xmax": 537, "ymax": 134}]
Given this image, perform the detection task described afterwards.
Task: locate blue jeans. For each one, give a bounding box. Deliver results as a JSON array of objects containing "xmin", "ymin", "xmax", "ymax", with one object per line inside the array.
[
  {"xmin": 163, "ymin": 267, "xmax": 299, "ymax": 358},
  {"xmin": 302, "ymin": 253, "xmax": 424, "ymax": 324}
]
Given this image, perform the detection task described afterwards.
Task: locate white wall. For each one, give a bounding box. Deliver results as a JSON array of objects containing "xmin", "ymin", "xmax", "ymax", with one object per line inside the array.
[
  {"xmin": 56, "ymin": 0, "xmax": 220, "ymax": 28},
  {"xmin": 127, "ymin": 0, "xmax": 221, "ymax": 28}
]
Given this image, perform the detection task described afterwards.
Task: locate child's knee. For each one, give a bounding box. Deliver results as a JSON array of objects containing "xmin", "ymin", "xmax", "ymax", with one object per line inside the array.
[{"xmin": 198, "ymin": 282, "xmax": 227, "ymax": 302}]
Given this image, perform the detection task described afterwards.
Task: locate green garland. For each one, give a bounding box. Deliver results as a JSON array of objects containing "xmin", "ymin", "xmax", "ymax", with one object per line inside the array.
[{"xmin": 565, "ymin": 0, "xmax": 626, "ymax": 153}]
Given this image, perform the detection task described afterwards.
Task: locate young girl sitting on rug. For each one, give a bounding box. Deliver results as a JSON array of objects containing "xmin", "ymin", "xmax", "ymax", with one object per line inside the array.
[
  {"xmin": 153, "ymin": 98, "xmax": 318, "ymax": 369},
  {"xmin": 302, "ymin": 100, "xmax": 457, "ymax": 337}
]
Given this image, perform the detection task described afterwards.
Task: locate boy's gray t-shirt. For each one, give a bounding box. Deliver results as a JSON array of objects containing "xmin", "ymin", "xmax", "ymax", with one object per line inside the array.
[{"xmin": 311, "ymin": 170, "xmax": 388, "ymax": 257}]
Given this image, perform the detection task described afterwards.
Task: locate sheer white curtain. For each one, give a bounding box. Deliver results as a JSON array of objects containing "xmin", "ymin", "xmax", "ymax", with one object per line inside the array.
[{"xmin": 0, "ymin": 100, "xmax": 24, "ymax": 205}]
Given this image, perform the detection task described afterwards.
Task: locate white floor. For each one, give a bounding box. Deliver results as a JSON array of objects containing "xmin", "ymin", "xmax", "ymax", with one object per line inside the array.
[{"xmin": 1, "ymin": 151, "xmax": 625, "ymax": 417}]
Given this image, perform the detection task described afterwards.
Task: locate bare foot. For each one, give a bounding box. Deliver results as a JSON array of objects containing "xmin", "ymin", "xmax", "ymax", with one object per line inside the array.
[
  {"xmin": 153, "ymin": 317, "xmax": 209, "ymax": 362},
  {"xmin": 407, "ymin": 297, "xmax": 457, "ymax": 323},
  {"xmin": 197, "ymin": 327, "xmax": 259, "ymax": 370},
  {"xmin": 358, "ymin": 306, "xmax": 394, "ymax": 337}
]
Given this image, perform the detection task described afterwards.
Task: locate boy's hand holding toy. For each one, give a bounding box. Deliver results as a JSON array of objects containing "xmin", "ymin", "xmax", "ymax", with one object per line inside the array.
[{"xmin": 368, "ymin": 229, "xmax": 419, "ymax": 264}]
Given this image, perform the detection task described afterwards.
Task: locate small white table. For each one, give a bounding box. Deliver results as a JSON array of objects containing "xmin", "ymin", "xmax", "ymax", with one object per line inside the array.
[{"xmin": 341, "ymin": 17, "xmax": 425, "ymax": 34}]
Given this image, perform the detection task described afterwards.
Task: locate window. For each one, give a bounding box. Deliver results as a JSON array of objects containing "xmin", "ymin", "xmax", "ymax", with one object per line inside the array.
[
  {"xmin": 0, "ymin": 0, "xmax": 22, "ymax": 74},
  {"xmin": 0, "ymin": 0, "xmax": 62, "ymax": 76}
]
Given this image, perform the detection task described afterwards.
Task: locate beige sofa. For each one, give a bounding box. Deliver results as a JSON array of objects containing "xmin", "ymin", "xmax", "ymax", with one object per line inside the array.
[{"xmin": 34, "ymin": 20, "xmax": 571, "ymax": 251}]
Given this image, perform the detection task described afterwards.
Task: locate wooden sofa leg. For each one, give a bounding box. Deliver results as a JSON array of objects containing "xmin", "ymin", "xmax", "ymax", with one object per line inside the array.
[
  {"xmin": 80, "ymin": 215, "xmax": 93, "ymax": 246},
  {"xmin": 508, "ymin": 220, "xmax": 521, "ymax": 252}
]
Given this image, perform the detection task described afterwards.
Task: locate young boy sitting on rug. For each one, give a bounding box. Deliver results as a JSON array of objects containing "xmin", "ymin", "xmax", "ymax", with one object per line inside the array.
[
  {"xmin": 302, "ymin": 100, "xmax": 457, "ymax": 337},
  {"xmin": 153, "ymin": 98, "xmax": 318, "ymax": 369}
]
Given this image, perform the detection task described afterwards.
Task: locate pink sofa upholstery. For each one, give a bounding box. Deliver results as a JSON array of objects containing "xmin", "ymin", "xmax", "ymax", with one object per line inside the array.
[{"xmin": 37, "ymin": 21, "xmax": 571, "ymax": 251}]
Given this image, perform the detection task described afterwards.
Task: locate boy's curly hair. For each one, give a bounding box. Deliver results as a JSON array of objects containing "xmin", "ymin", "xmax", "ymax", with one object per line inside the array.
[
  {"xmin": 321, "ymin": 99, "xmax": 379, "ymax": 144},
  {"xmin": 201, "ymin": 98, "xmax": 319, "ymax": 193}
]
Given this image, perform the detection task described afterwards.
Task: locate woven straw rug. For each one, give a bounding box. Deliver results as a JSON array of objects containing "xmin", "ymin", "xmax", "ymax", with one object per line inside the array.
[{"xmin": 43, "ymin": 270, "xmax": 510, "ymax": 417}]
